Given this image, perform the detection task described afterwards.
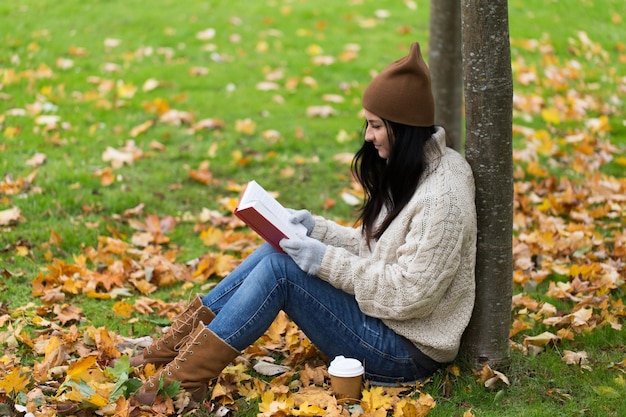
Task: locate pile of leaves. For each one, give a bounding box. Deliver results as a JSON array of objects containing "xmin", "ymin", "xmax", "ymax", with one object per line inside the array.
[
  {"xmin": 509, "ymin": 32, "xmax": 625, "ymax": 357},
  {"xmin": 0, "ymin": 234, "xmax": 441, "ymax": 417}
]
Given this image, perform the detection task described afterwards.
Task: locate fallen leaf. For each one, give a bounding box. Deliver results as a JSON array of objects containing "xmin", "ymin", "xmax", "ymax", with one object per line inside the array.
[{"xmin": 0, "ymin": 206, "xmax": 23, "ymax": 226}]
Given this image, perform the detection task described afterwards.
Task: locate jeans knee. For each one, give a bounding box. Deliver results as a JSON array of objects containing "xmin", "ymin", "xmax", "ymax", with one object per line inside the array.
[{"xmin": 259, "ymin": 252, "xmax": 293, "ymax": 276}]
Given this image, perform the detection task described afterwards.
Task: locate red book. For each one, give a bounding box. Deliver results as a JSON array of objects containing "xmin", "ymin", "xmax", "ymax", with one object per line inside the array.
[{"xmin": 234, "ymin": 181, "xmax": 307, "ymax": 252}]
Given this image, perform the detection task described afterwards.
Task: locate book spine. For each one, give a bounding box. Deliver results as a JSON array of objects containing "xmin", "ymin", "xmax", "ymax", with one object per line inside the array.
[{"xmin": 235, "ymin": 207, "xmax": 287, "ymax": 253}]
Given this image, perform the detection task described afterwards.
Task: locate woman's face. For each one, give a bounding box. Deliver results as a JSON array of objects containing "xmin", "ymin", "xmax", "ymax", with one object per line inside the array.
[{"xmin": 363, "ymin": 109, "xmax": 392, "ymax": 159}]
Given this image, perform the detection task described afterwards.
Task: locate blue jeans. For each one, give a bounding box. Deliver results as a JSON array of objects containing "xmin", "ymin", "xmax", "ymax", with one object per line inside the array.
[{"xmin": 201, "ymin": 243, "xmax": 439, "ymax": 383}]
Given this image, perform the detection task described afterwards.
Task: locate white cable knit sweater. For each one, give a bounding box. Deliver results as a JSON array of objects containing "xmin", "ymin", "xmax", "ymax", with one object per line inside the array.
[{"xmin": 311, "ymin": 127, "xmax": 477, "ymax": 363}]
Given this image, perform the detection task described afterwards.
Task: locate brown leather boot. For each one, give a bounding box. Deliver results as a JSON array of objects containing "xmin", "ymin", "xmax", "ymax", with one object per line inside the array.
[
  {"xmin": 129, "ymin": 295, "xmax": 215, "ymax": 367},
  {"xmin": 134, "ymin": 321, "xmax": 239, "ymax": 405}
]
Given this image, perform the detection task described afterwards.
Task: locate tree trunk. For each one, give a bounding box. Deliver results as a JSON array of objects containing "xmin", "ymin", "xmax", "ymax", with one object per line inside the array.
[
  {"xmin": 460, "ymin": 0, "xmax": 514, "ymax": 369},
  {"xmin": 428, "ymin": 0, "xmax": 463, "ymax": 151}
]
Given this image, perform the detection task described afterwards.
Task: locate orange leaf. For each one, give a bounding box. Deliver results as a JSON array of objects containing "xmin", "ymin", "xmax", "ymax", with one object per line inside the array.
[
  {"xmin": 49, "ymin": 229, "xmax": 63, "ymax": 246},
  {"xmin": 129, "ymin": 120, "xmax": 154, "ymax": 137}
]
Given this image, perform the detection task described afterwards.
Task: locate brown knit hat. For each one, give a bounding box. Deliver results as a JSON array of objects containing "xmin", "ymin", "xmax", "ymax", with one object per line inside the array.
[{"xmin": 362, "ymin": 42, "xmax": 435, "ymax": 127}]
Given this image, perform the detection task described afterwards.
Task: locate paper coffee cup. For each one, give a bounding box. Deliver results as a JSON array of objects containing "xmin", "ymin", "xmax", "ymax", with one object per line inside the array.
[{"xmin": 328, "ymin": 356, "xmax": 364, "ymax": 401}]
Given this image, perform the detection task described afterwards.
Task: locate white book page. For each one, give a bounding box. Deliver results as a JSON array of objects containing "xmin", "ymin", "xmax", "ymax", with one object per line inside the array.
[{"xmin": 239, "ymin": 181, "xmax": 307, "ymax": 240}]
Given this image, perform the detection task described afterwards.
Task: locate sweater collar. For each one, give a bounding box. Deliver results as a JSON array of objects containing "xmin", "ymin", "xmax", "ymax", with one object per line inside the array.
[{"xmin": 423, "ymin": 126, "xmax": 446, "ymax": 175}]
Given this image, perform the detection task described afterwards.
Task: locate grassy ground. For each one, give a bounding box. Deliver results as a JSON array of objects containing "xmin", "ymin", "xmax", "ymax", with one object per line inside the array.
[{"xmin": 1, "ymin": 0, "xmax": 625, "ymax": 416}]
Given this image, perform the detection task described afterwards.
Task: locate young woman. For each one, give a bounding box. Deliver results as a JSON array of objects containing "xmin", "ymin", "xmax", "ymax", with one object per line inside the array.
[{"xmin": 134, "ymin": 41, "xmax": 477, "ymax": 405}]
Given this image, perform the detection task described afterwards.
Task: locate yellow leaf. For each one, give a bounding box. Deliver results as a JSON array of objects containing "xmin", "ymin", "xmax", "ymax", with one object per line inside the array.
[
  {"xmin": 306, "ymin": 44, "xmax": 323, "ymax": 56},
  {"xmin": 592, "ymin": 385, "xmax": 621, "ymax": 398},
  {"xmin": 3, "ymin": 126, "xmax": 21, "ymax": 139},
  {"xmin": 258, "ymin": 389, "xmax": 275, "ymax": 413},
  {"xmin": 361, "ymin": 386, "xmax": 393, "ymax": 412},
  {"xmin": 66, "ymin": 356, "xmax": 98, "ymax": 382},
  {"xmin": 416, "ymin": 392, "xmax": 436, "ymax": 409},
  {"xmin": 116, "ymin": 81, "xmax": 137, "ymax": 99},
  {"xmin": 523, "ymin": 331, "xmax": 560, "ymax": 347},
  {"xmin": 15, "ymin": 245, "xmax": 30, "ymax": 257},
  {"xmin": 200, "ymin": 227, "xmax": 223, "ymax": 246},
  {"xmin": 112, "ymin": 301, "xmax": 134, "ymax": 318},
  {"xmin": 541, "ymin": 108, "xmax": 561, "ymax": 125},
  {"xmin": 235, "ymin": 118, "xmax": 256, "ymax": 135},
  {"xmin": 291, "ymin": 401, "xmax": 326, "ymax": 416},
  {"xmin": 448, "ymin": 364, "xmax": 461, "ymax": 377},
  {"xmin": 0, "ymin": 366, "xmax": 30, "ymax": 395},
  {"xmin": 87, "ymin": 393, "xmax": 109, "ymax": 407}
]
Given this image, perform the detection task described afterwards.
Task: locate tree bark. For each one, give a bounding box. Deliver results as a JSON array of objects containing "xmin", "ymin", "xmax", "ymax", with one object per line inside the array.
[
  {"xmin": 429, "ymin": 0, "xmax": 463, "ymax": 151},
  {"xmin": 460, "ymin": 0, "xmax": 514, "ymax": 369}
]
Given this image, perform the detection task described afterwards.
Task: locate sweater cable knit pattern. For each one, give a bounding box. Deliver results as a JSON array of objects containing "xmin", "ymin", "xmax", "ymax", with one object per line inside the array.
[{"xmin": 310, "ymin": 127, "xmax": 477, "ymax": 363}]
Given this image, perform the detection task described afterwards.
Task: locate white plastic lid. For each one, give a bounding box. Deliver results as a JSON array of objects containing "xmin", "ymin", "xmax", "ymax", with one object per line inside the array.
[{"xmin": 328, "ymin": 356, "xmax": 364, "ymax": 377}]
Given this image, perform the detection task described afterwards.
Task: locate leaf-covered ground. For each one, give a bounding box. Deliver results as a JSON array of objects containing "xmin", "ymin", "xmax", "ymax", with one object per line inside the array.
[{"xmin": 1, "ymin": 0, "xmax": 625, "ymax": 416}]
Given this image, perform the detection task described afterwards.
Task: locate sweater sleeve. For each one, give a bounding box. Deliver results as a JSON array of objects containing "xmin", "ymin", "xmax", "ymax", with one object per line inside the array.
[
  {"xmin": 310, "ymin": 215, "xmax": 363, "ymax": 255},
  {"xmin": 316, "ymin": 186, "xmax": 469, "ymax": 321}
]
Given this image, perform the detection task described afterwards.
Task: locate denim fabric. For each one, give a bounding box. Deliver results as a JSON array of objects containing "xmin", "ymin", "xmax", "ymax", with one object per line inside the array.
[{"xmin": 202, "ymin": 243, "xmax": 439, "ymax": 383}]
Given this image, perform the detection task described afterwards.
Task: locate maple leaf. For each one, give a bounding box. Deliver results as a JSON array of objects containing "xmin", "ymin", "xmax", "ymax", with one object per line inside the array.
[
  {"xmin": 258, "ymin": 390, "xmax": 295, "ymax": 416},
  {"xmin": 53, "ymin": 303, "xmax": 83, "ymax": 326},
  {"xmin": 0, "ymin": 365, "xmax": 31, "ymax": 396},
  {"xmin": 291, "ymin": 401, "xmax": 326, "ymax": 416},
  {"xmin": 238, "ymin": 378, "xmax": 268, "ymax": 401},
  {"xmin": 65, "ymin": 356, "xmax": 99, "ymax": 383},
  {"xmin": 362, "ymin": 386, "xmax": 394, "ymax": 412},
  {"xmin": 562, "ymin": 350, "xmax": 592, "ymax": 371},
  {"xmin": 62, "ymin": 380, "xmax": 110, "ymax": 408},
  {"xmin": 290, "ymin": 387, "xmax": 340, "ymax": 416},
  {"xmin": 299, "ymin": 363, "xmax": 326, "ymax": 387},
  {"xmin": 91, "ymin": 327, "xmax": 122, "ymax": 361},
  {"xmin": 128, "ymin": 214, "xmax": 176, "ymax": 246},
  {"xmin": 112, "ymin": 301, "xmax": 134, "ymax": 318},
  {"xmin": 394, "ymin": 394, "xmax": 436, "ymax": 417},
  {"xmin": 32, "ymin": 333, "xmax": 67, "ymax": 370}
]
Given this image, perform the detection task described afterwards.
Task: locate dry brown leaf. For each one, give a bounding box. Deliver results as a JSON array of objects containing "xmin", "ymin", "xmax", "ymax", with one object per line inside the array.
[{"xmin": 0, "ymin": 206, "xmax": 23, "ymax": 226}]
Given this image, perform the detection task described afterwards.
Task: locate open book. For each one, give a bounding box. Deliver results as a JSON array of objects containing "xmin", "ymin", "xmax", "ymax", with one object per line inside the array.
[{"xmin": 234, "ymin": 181, "xmax": 307, "ymax": 252}]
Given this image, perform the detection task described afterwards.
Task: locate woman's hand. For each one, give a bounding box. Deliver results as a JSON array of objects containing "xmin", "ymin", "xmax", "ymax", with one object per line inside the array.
[
  {"xmin": 287, "ymin": 209, "xmax": 315, "ymax": 236},
  {"xmin": 280, "ymin": 236, "xmax": 326, "ymax": 275}
]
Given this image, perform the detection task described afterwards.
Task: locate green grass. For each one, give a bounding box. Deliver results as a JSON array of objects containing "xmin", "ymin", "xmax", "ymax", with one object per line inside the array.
[{"xmin": 1, "ymin": 0, "xmax": 625, "ymax": 415}]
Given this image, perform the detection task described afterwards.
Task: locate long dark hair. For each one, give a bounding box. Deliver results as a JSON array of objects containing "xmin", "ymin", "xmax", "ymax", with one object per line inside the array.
[{"xmin": 351, "ymin": 120, "xmax": 437, "ymax": 243}]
